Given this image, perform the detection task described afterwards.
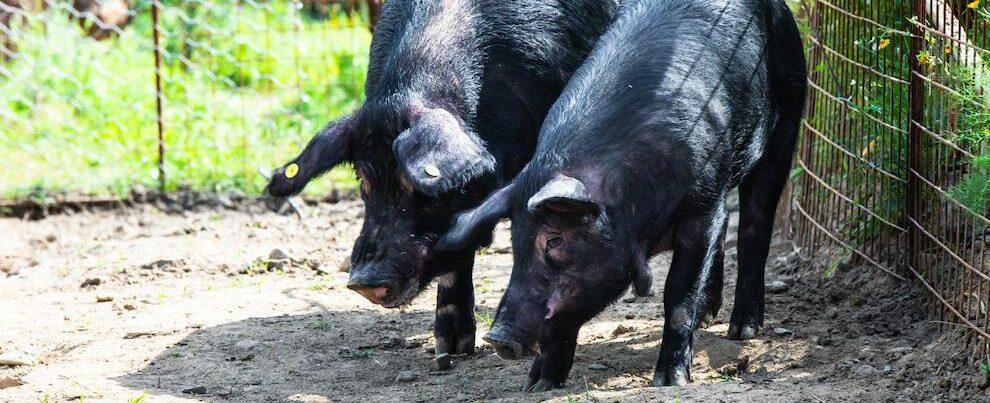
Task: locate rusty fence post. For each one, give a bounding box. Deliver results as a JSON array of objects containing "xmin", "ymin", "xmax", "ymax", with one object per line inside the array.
[
  {"xmin": 908, "ymin": 0, "xmax": 924, "ymax": 272},
  {"xmin": 151, "ymin": 0, "xmax": 166, "ymax": 192}
]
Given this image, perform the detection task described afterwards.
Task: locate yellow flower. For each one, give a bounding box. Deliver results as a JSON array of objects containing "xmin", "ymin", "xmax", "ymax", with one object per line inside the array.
[
  {"xmin": 878, "ymin": 39, "xmax": 891, "ymax": 50},
  {"xmin": 968, "ymin": 0, "xmax": 980, "ymax": 9}
]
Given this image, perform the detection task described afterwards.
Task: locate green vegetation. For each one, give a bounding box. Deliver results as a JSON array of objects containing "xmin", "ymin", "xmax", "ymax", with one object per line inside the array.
[
  {"xmin": 0, "ymin": 1, "xmax": 369, "ymax": 199},
  {"xmin": 800, "ymin": 0, "xmax": 989, "ymax": 249}
]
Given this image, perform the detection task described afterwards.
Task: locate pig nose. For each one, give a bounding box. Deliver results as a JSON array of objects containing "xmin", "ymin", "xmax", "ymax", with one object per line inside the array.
[
  {"xmin": 347, "ymin": 271, "xmax": 393, "ymax": 305},
  {"xmin": 349, "ymin": 284, "xmax": 389, "ymax": 304},
  {"xmin": 483, "ymin": 326, "xmax": 526, "ymax": 360}
]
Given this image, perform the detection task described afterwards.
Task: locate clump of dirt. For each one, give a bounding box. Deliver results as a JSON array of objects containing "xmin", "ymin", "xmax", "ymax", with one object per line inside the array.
[{"xmin": 0, "ymin": 199, "xmax": 986, "ymax": 402}]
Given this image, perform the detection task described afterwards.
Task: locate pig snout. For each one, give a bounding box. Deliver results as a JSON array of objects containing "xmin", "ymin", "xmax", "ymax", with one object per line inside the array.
[
  {"xmin": 483, "ymin": 324, "xmax": 536, "ymax": 360},
  {"xmin": 346, "ymin": 268, "xmax": 397, "ymax": 305}
]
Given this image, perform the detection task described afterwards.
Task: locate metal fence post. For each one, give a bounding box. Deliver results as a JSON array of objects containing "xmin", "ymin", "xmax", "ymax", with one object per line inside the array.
[
  {"xmin": 907, "ymin": 0, "xmax": 924, "ymax": 273},
  {"xmin": 151, "ymin": 0, "xmax": 166, "ymax": 192}
]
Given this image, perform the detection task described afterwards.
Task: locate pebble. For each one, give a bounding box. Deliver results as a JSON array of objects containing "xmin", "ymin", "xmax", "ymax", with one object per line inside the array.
[
  {"xmin": 588, "ymin": 363, "xmax": 608, "ymax": 371},
  {"xmin": 0, "ymin": 375, "xmax": 24, "ymax": 389},
  {"xmin": 611, "ymin": 325, "xmax": 635, "ymax": 337},
  {"xmin": 886, "ymin": 346, "xmax": 913, "ymax": 354},
  {"xmin": 80, "ymin": 278, "xmax": 102, "ymax": 288},
  {"xmin": 812, "ymin": 334, "xmax": 833, "ymax": 346},
  {"xmin": 772, "ymin": 327, "xmax": 793, "ymax": 336},
  {"xmin": 765, "ymin": 280, "xmax": 789, "ymax": 294},
  {"xmin": 396, "ymin": 371, "xmax": 419, "ymax": 383},
  {"xmin": 0, "ymin": 351, "xmax": 36, "ymax": 367},
  {"xmin": 853, "ymin": 364, "xmax": 880, "ymax": 377},
  {"xmin": 431, "ymin": 353, "xmax": 452, "ymax": 371},
  {"xmin": 269, "ymin": 248, "xmax": 290, "ymax": 261},
  {"xmin": 123, "ymin": 303, "xmax": 137, "ymax": 311},
  {"xmin": 182, "ymin": 386, "xmax": 209, "ymax": 395},
  {"xmin": 96, "ymin": 295, "xmax": 113, "ymax": 303},
  {"xmin": 338, "ymin": 257, "xmax": 352, "ymax": 273},
  {"xmin": 235, "ymin": 339, "xmax": 260, "ymax": 351}
]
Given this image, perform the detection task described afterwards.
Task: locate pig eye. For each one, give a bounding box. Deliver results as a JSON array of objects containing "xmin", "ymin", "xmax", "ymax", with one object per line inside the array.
[{"xmin": 545, "ymin": 236, "xmax": 564, "ymax": 253}]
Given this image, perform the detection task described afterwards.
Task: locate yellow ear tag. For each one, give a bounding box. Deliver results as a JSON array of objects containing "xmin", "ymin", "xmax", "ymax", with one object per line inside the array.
[{"xmin": 285, "ymin": 163, "xmax": 299, "ymax": 179}]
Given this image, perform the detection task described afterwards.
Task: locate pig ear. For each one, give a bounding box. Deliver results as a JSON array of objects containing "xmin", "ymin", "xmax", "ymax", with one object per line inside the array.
[
  {"xmin": 435, "ymin": 183, "xmax": 515, "ymax": 252},
  {"xmin": 393, "ymin": 108, "xmax": 496, "ymax": 197},
  {"xmin": 266, "ymin": 115, "xmax": 354, "ymax": 198},
  {"xmin": 527, "ymin": 175, "xmax": 601, "ymax": 220}
]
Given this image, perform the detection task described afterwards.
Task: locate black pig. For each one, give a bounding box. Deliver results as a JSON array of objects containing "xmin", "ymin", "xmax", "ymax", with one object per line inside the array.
[
  {"xmin": 437, "ymin": 0, "xmax": 807, "ymax": 390},
  {"xmin": 265, "ymin": 0, "xmax": 619, "ymax": 358}
]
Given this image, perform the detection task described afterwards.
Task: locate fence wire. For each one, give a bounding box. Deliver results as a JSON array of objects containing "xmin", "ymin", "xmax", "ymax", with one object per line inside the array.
[
  {"xmin": 796, "ymin": 0, "xmax": 990, "ymax": 351},
  {"xmin": 0, "ymin": 0, "xmax": 376, "ymax": 199}
]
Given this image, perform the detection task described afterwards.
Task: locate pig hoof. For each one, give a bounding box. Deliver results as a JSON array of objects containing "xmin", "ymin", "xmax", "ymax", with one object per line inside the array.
[
  {"xmin": 701, "ymin": 313, "xmax": 718, "ymax": 328},
  {"xmin": 523, "ymin": 379, "xmax": 558, "ymax": 392},
  {"xmin": 727, "ymin": 323, "xmax": 758, "ymax": 340},
  {"xmin": 652, "ymin": 368, "xmax": 690, "ymax": 387},
  {"xmin": 435, "ymin": 333, "xmax": 476, "ymax": 355}
]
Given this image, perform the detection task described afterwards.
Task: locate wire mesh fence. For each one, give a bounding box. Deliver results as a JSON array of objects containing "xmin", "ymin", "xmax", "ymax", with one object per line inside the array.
[
  {"xmin": 796, "ymin": 0, "xmax": 990, "ymax": 352},
  {"xmin": 0, "ymin": 0, "xmax": 376, "ymax": 200}
]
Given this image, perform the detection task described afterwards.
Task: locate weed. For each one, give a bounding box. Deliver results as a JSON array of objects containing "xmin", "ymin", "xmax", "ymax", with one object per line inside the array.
[{"xmin": 474, "ymin": 307, "xmax": 495, "ymax": 329}]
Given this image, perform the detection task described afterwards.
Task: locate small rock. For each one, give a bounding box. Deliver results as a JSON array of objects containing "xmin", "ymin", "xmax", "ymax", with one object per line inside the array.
[
  {"xmin": 45, "ymin": 234, "xmax": 57, "ymax": 243},
  {"xmin": 235, "ymin": 339, "xmax": 260, "ymax": 351},
  {"xmin": 0, "ymin": 375, "xmax": 24, "ymax": 389},
  {"xmin": 588, "ymin": 363, "xmax": 608, "ymax": 371},
  {"xmin": 621, "ymin": 296, "xmax": 637, "ymax": 303},
  {"xmin": 431, "ymin": 353, "xmax": 452, "ymax": 371},
  {"xmin": 937, "ymin": 377, "xmax": 952, "ymax": 389},
  {"xmin": 123, "ymin": 331, "xmax": 155, "ymax": 339},
  {"xmin": 182, "ymin": 386, "xmax": 209, "ymax": 395},
  {"xmin": 886, "ymin": 346, "xmax": 913, "ymax": 354},
  {"xmin": 80, "ymin": 278, "xmax": 102, "ymax": 288},
  {"xmin": 123, "ymin": 303, "xmax": 137, "ymax": 311},
  {"xmin": 736, "ymin": 355, "xmax": 751, "ymax": 373},
  {"xmin": 853, "ymin": 364, "xmax": 880, "ymax": 377},
  {"xmin": 611, "ymin": 325, "xmax": 635, "ymax": 337},
  {"xmin": 772, "ymin": 327, "xmax": 793, "ymax": 337},
  {"xmin": 395, "ymin": 371, "xmax": 419, "ymax": 383},
  {"xmin": 96, "ymin": 295, "xmax": 113, "ymax": 303},
  {"xmin": 812, "ymin": 334, "xmax": 833, "ymax": 346},
  {"xmin": 625, "ymin": 313, "xmax": 636, "ymax": 320},
  {"xmin": 337, "ymin": 257, "xmax": 352, "ymax": 273},
  {"xmin": 765, "ymin": 280, "xmax": 789, "ymax": 294},
  {"xmin": 382, "ymin": 336, "xmax": 407, "ymax": 349},
  {"xmin": 269, "ymin": 248, "xmax": 290, "ymax": 261},
  {"xmin": 717, "ymin": 363, "xmax": 738, "ymax": 376},
  {"xmin": 423, "ymin": 346, "xmax": 436, "ymax": 355},
  {"xmin": 0, "ymin": 351, "xmax": 36, "ymax": 367}
]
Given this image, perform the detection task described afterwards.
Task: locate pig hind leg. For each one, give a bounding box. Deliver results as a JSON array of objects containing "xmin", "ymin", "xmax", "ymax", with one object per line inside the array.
[
  {"xmin": 727, "ymin": 116, "xmax": 799, "ymax": 340},
  {"xmin": 434, "ymin": 253, "xmax": 477, "ymax": 355},
  {"xmin": 701, "ymin": 224, "xmax": 727, "ymax": 327},
  {"xmin": 654, "ymin": 200, "xmax": 728, "ymax": 386}
]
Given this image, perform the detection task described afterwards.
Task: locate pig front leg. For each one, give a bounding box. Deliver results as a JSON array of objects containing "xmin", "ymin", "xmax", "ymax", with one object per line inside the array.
[
  {"xmin": 434, "ymin": 252, "xmax": 477, "ymax": 356},
  {"xmin": 524, "ymin": 323, "xmax": 580, "ymax": 392},
  {"xmin": 654, "ymin": 201, "xmax": 728, "ymax": 387}
]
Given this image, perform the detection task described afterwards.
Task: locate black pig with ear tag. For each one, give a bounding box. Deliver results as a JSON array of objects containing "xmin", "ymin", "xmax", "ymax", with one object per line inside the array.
[{"xmin": 266, "ymin": 0, "xmax": 619, "ymax": 360}]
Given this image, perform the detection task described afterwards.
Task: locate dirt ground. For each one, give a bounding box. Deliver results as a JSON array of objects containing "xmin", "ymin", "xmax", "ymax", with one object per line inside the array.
[{"xmin": 2, "ymin": 197, "xmax": 988, "ymax": 402}]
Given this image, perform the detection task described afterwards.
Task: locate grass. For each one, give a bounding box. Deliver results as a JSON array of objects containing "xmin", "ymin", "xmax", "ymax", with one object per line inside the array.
[
  {"xmin": 0, "ymin": 1, "xmax": 368, "ymax": 199},
  {"xmin": 799, "ymin": 0, "xmax": 990, "ymax": 252},
  {"xmin": 474, "ymin": 307, "xmax": 495, "ymax": 329}
]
